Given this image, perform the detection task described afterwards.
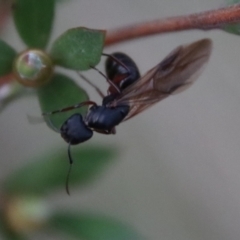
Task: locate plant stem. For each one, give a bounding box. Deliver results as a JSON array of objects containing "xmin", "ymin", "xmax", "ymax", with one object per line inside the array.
[
  {"xmin": 0, "ymin": 0, "xmax": 12, "ymax": 33},
  {"xmin": 1, "ymin": 3, "xmax": 240, "ymax": 85},
  {"xmin": 105, "ymin": 3, "xmax": 240, "ymax": 46},
  {"xmin": 0, "ymin": 73, "xmax": 14, "ymax": 86}
]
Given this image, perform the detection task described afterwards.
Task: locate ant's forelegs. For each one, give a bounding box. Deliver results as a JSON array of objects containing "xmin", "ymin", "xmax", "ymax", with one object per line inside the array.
[
  {"xmin": 42, "ymin": 101, "xmax": 97, "ymax": 116},
  {"xmin": 111, "ymin": 127, "xmax": 116, "ymax": 134},
  {"xmin": 76, "ymin": 72, "xmax": 105, "ymax": 98},
  {"xmin": 94, "ymin": 127, "xmax": 116, "ymax": 135},
  {"xmin": 91, "ymin": 66, "xmax": 121, "ymax": 94}
]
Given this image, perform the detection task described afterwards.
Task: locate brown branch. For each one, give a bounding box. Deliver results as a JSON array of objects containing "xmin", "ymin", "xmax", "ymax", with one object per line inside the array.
[
  {"xmin": 0, "ymin": 0, "xmax": 12, "ymax": 33},
  {"xmin": 1, "ymin": 3, "xmax": 240, "ymax": 86},
  {"xmin": 0, "ymin": 73, "xmax": 14, "ymax": 86},
  {"xmin": 105, "ymin": 3, "xmax": 240, "ymax": 46}
]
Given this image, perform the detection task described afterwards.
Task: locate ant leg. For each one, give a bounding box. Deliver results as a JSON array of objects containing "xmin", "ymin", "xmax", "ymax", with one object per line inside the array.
[
  {"xmin": 42, "ymin": 101, "xmax": 97, "ymax": 116},
  {"xmin": 94, "ymin": 127, "xmax": 116, "ymax": 135},
  {"xmin": 102, "ymin": 53, "xmax": 130, "ymax": 74},
  {"xmin": 76, "ymin": 72, "xmax": 105, "ymax": 98},
  {"xmin": 111, "ymin": 127, "xmax": 116, "ymax": 134},
  {"xmin": 91, "ymin": 66, "xmax": 121, "ymax": 94}
]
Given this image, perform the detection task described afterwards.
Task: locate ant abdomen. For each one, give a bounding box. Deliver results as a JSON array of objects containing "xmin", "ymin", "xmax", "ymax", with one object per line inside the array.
[{"xmin": 105, "ymin": 52, "xmax": 140, "ymax": 93}]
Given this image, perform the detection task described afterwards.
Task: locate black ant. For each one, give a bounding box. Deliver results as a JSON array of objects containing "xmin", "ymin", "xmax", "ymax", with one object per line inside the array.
[{"xmin": 43, "ymin": 39, "xmax": 212, "ymax": 194}]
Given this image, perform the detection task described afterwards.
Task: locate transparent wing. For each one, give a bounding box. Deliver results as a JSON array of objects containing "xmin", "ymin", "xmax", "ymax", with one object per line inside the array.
[{"xmin": 110, "ymin": 38, "xmax": 212, "ymax": 121}]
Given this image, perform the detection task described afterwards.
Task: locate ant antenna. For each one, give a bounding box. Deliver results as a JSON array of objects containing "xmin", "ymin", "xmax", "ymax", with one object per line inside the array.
[
  {"xmin": 66, "ymin": 142, "xmax": 73, "ymax": 195},
  {"xmin": 76, "ymin": 71, "xmax": 105, "ymax": 98},
  {"xmin": 91, "ymin": 66, "xmax": 121, "ymax": 94}
]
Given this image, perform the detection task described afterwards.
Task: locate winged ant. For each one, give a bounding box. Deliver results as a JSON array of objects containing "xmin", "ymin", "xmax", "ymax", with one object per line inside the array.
[{"xmin": 43, "ymin": 39, "xmax": 212, "ymax": 194}]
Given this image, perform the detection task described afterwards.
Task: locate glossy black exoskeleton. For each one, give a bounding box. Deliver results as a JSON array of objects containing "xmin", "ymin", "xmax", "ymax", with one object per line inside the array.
[
  {"xmin": 102, "ymin": 52, "xmax": 140, "ymax": 106},
  {"xmin": 59, "ymin": 52, "xmax": 139, "ymax": 148},
  {"xmin": 105, "ymin": 52, "xmax": 140, "ymax": 93},
  {"xmin": 43, "ymin": 39, "xmax": 212, "ymax": 194},
  {"xmin": 86, "ymin": 105, "xmax": 130, "ymax": 131},
  {"xmin": 61, "ymin": 103, "xmax": 130, "ymax": 145},
  {"xmin": 60, "ymin": 114, "xmax": 93, "ymax": 145}
]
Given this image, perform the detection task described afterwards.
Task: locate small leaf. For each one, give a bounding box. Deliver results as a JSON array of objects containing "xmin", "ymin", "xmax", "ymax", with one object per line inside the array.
[
  {"xmin": 223, "ymin": 23, "xmax": 240, "ymax": 35},
  {"xmin": 37, "ymin": 73, "xmax": 89, "ymax": 130},
  {"xmin": 3, "ymin": 146, "xmax": 115, "ymax": 195},
  {"xmin": 222, "ymin": 0, "xmax": 240, "ymax": 35},
  {"xmin": 50, "ymin": 27, "xmax": 106, "ymax": 70},
  {"xmin": 0, "ymin": 40, "xmax": 17, "ymax": 76},
  {"xmin": 13, "ymin": 0, "xmax": 55, "ymax": 48},
  {"xmin": 49, "ymin": 212, "xmax": 143, "ymax": 240}
]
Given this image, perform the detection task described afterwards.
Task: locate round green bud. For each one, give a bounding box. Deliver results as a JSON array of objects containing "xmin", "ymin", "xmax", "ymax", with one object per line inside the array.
[{"xmin": 13, "ymin": 49, "xmax": 54, "ymax": 87}]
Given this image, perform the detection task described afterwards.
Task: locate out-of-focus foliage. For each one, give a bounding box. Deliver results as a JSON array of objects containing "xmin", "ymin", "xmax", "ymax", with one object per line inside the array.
[
  {"xmin": 50, "ymin": 27, "xmax": 106, "ymax": 70},
  {"xmin": 38, "ymin": 74, "xmax": 89, "ymax": 130},
  {"xmin": 4, "ymin": 146, "xmax": 115, "ymax": 195},
  {"xmin": 13, "ymin": 0, "xmax": 55, "ymax": 48},
  {"xmin": 0, "ymin": 40, "xmax": 17, "ymax": 76}
]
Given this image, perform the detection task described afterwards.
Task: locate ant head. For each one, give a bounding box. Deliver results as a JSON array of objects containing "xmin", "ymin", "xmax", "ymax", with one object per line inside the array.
[
  {"xmin": 60, "ymin": 114, "xmax": 93, "ymax": 195},
  {"xmin": 60, "ymin": 113, "xmax": 93, "ymax": 145}
]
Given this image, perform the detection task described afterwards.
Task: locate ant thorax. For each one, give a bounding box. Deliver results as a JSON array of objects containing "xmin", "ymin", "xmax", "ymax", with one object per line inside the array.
[{"xmin": 85, "ymin": 105, "xmax": 129, "ymax": 131}]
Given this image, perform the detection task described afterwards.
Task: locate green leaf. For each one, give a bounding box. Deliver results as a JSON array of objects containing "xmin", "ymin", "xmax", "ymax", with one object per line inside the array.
[
  {"xmin": 37, "ymin": 73, "xmax": 89, "ymax": 130},
  {"xmin": 50, "ymin": 27, "xmax": 106, "ymax": 70},
  {"xmin": 49, "ymin": 212, "xmax": 143, "ymax": 240},
  {"xmin": 0, "ymin": 40, "xmax": 17, "ymax": 76},
  {"xmin": 13, "ymin": 0, "xmax": 55, "ymax": 48},
  {"xmin": 222, "ymin": 0, "xmax": 240, "ymax": 35},
  {"xmin": 223, "ymin": 23, "xmax": 240, "ymax": 35},
  {"xmin": 3, "ymin": 146, "xmax": 115, "ymax": 195}
]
